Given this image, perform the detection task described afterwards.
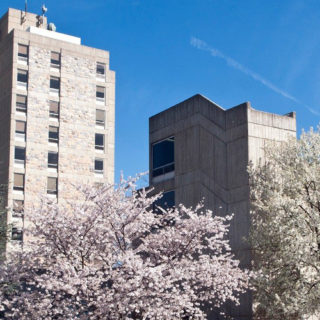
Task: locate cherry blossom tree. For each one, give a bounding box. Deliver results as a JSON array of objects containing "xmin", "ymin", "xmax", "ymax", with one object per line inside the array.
[
  {"xmin": 0, "ymin": 178, "xmax": 250, "ymax": 319},
  {"xmin": 249, "ymin": 128, "xmax": 320, "ymax": 320}
]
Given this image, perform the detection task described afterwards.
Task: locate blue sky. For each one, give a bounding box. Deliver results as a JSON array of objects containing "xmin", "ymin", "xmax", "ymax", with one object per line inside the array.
[{"xmin": 2, "ymin": 0, "xmax": 320, "ymax": 182}]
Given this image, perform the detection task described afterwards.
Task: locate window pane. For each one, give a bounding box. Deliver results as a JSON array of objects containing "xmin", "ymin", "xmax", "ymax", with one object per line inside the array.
[
  {"xmin": 13, "ymin": 200, "xmax": 24, "ymax": 213},
  {"xmin": 18, "ymin": 44, "xmax": 28, "ymax": 57},
  {"xmin": 96, "ymin": 109, "xmax": 105, "ymax": 122},
  {"xmin": 48, "ymin": 152, "xmax": 58, "ymax": 167},
  {"xmin": 15, "ymin": 147, "xmax": 25, "ymax": 161},
  {"xmin": 11, "ymin": 228, "xmax": 23, "ymax": 241},
  {"xmin": 14, "ymin": 173, "xmax": 24, "ymax": 188},
  {"xmin": 152, "ymin": 137, "xmax": 174, "ymax": 170},
  {"xmin": 47, "ymin": 177, "xmax": 57, "ymax": 194},
  {"xmin": 95, "ymin": 133, "xmax": 104, "ymax": 148},
  {"xmin": 16, "ymin": 121, "xmax": 26, "ymax": 133},
  {"xmin": 96, "ymin": 86, "xmax": 105, "ymax": 98},
  {"xmin": 49, "ymin": 126, "xmax": 59, "ymax": 142},
  {"xmin": 49, "ymin": 101, "xmax": 59, "ymax": 113},
  {"xmin": 17, "ymin": 70, "xmax": 28, "ymax": 83},
  {"xmin": 51, "ymin": 52, "xmax": 60, "ymax": 65},
  {"xmin": 153, "ymin": 191, "xmax": 175, "ymax": 213},
  {"xmin": 16, "ymin": 95, "xmax": 27, "ymax": 112},
  {"xmin": 96, "ymin": 63, "xmax": 105, "ymax": 75},
  {"xmin": 50, "ymin": 77, "xmax": 60, "ymax": 89},
  {"xmin": 95, "ymin": 159, "xmax": 103, "ymax": 171}
]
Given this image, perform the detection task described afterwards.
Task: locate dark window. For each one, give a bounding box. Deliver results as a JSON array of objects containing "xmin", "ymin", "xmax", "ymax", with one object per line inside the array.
[
  {"xmin": 13, "ymin": 173, "xmax": 24, "ymax": 191},
  {"xmin": 96, "ymin": 109, "xmax": 105, "ymax": 126},
  {"xmin": 18, "ymin": 44, "xmax": 28, "ymax": 59},
  {"xmin": 14, "ymin": 147, "xmax": 25, "ymax": 164},
  {"xmin": 51, "ymin": 52, "xmax": 60, "ymax": 67},
  {"xmin": 95, "ymin": 159, "xmax": 103, "ymax": 173},
  {"xmin": 16, "ymin": 121, "xmax": 26, "ymax": 134},
  {"xmin": 95, "ymin": 133, "xmax": 104, "ymax": 150},
  {"xmin": 48, "ymin": 152, "xmax": 58, "ymax": 168},
  {"xmin": 153, "ymin": 191, "xmax": 175, "ymax": 214},
  {"xmin": 13, "ymin": 200, "xmax": 24, "ymax": 216},
  {"xmin": 50, "ymin": 77, "xmax": 60, "ymax": 90},
  {"xmin": 96, "ymin": 86, "xmax": 105, "ymax": 99},
  {"xmin": 152, "ymin": 137, "xmax": 174, "ymax": 177},
  {"xmin": 17, "ymin": 69, "xmax": 28, "ymax": 83},
  {"xmin": 49, "ymin": 126, "xmax": 59, "ymax": 143},
  {"xmin": 47, "ymin": 177, "xmax": 57, "ymax": 195},
  {"xmin": 11, "ymin": 227, "xmax": 23, "ymax": 241},
  {"xmin": 96, "ymin": 63, "xmax": 105, "ymax": 75},
  {"xmin": 16, "ymin": 95, "xmax": 27, "ymax": 112},
  {"xmin": 49, "ymin": 101, "xmax": 59, "ymax": 118}
]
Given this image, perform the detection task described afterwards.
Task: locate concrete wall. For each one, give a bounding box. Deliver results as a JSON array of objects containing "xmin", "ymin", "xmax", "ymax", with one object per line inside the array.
[{"xmin": 149, "ymin": 94, "xmax": 296, "ymax": 319}]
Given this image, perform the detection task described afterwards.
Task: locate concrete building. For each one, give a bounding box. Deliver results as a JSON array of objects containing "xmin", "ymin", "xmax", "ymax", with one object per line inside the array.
[
  {"xmin": 0, "ymin": 8, "xmax": 115, "ymax": 250},
  {"xmin": 149, "ymin": 94, "xmax": 296, "ymax": 319}
]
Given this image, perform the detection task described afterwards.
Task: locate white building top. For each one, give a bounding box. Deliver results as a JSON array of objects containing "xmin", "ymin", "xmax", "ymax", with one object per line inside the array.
[{"xmin": 27, "ymin": 26, "xmax": 81, "ymax": 45}]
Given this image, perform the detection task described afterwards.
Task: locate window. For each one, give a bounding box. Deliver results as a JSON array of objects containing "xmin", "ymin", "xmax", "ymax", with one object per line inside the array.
[
  {"xmin": 11, "ymin": 227, "xmax": 23, "ymax": 241},
  {"xmin": 95, "ymin": 133, "xmax": 104, "ymax": 150},
  {"xmin": 153, "ymin": 190, "xmax": 175, "ymax": 214},
  {"xmin": 16, "ymin": 95, "xmax": 27, "ymax": 112},
  {"xmin": 15, "ymin": 121, "xmax": 26, "ymax": 139},
  {"xmin": 50, "ymin": 76, "xmax": 60, "ymax": 94},
  {"xmin": 14, "ymin": 147, "xmax": 26, "ymax": 165},
  {"xmin": 96, "ymin": 63, "xmax": 105, "ymax": 77},
  {"xmin": 18, "ymin": 44, "xmax": 28, "ymax": 62},
  {"xmin": 49, "ymin": 126, "xmax": 59, "ymax": 143},
  {"xmin": 96, "ymin": 86, "xmax": 105, "ymax": 102},
  {"xmin": 47, "ymin": 177, "xmax": 57, "ymax": 195},
  {"xmin": 96, "ymin": 109, "xmax": 105, "ymax": 126},
  {"xmin": 48, "ymin": 152, "xmax": 58, "ymax": 168},
  {"xmin": 17, "ymin": 69, "xmax": 28, "ymax": 88},
  {"xmin": 13, "ymin": 173, "xmax": 24, "ymax": 191},
  {"xmin": 12, "ymin": 200, "xmax": 24, "ymax": 216},
  {"xmin": 95, "ymin": 159, "xmax": 103, "ymax": 174},
  {"xmin": 152, "ymin": 137, "xmax": 174, "ymax": 177},
  {"xmin": 49, "ymin": 100, "xmax": 59, "ymax": 118},
  {"xmin": 51, "ymin": 52, "xmax": 60, "ymax": 68}
]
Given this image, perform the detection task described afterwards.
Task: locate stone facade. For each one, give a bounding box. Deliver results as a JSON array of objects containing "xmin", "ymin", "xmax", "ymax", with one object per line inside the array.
[
  {"xmin": 149, "ymin": 94, "xmax": 296, "ymax": 319},
  {"xmin": 0, "ymin": 8, "xmax": 115, "ymax": 251}
]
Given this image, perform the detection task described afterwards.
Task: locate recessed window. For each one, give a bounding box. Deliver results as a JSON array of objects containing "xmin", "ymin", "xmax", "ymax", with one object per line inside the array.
[
  {"xmin": 48, "ymin": 152, "xmax": 58, "ymax": 168},
  {"xmin": 51, "ymin": 52, "xmax": 60, "ymax": 68},
  {"xmin": 17, "ymin": 69, "xmax": 28, "ymax": 89},
  {"xmin": 95, "ymin": 133, "xmax": 104, "ymax": 150},
  {"xmin": 13, "ymin": 173, "xmax": 24, "ymax": 191},
  {"xmin": 152, "ymin": 137, "xmax": 175, "ymax": 178},
  {"xmin": 153, "ymin": 190, "xmax": 175, "ymax": 214},
  {"xmin": 96, "ymin": 109, "xmax": 105, "ymax": 127},
  {"xmin": 96, "ymin": 63, "xmax": 105, "ymax": 77},
  {"xmin": 50, "ymin": 76, "xmax": 60, "ymax": 94},
  {"xmin": 95, "ymin": 159, "xmax": 103, "ymax": 174},
  {"xmin": 15, "ymin": 121, "xmax": 26, "ymax": 140},
  {"xmin": 49, "ymin": 100, "xmax": 59, "ymax": 118},
  {"xmin": 12, "ymin": 200, "xmax": 24, "ymax": 216},
  {"xmin": 96, "ymin": 86, "xmax": 105, "ymax": 102},
  {"xmin": 47, "ymin": 177, "xmax": 57, "ymax": 195},
  {"xmin": 16, "ymin": 94, "xmax": 27, "ymax": 113},
  {"xmin": 49, "ymin": 126, "xmax": 59, "ymax": 143},
  {"xmin": 18, "ymin": 44, "xmax": 28, "ymax": 63},
  {"xmin": 11, "ymin": 227, "xmax": 23, "ymax": 241},
  {"xmin": 14, "ymin": 147, "xmax": 26, "ymax": 165}
]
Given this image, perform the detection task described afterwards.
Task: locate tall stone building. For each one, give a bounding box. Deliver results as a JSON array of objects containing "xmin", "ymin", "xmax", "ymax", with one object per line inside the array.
[
  {"xmin": 0, "ymin": 8, "xmax": 115, "ymax": 250},
  {"xmin": 149, "ymin": 94, "xmax": 296, "ymax": 319}
]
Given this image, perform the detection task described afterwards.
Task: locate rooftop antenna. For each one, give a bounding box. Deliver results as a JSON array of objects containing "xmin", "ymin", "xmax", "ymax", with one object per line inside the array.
[
  {"xmin": 25, "ymin": 0, "xmax": 27, "ymax": 13},
  {"xmin": 42, "ymin": 4, "xmax": 47, "ymax": 17}
]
